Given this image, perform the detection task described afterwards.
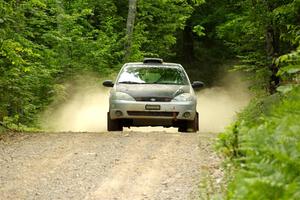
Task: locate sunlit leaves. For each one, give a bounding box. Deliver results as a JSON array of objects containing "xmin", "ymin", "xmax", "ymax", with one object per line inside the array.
[
  {"xmin": 0, "ymin": 0, "xmax": 125, "ymax": 127},
  {"xmin": 276, "ymin": 46, "xmax": 300, "ymax": 84},
  {"xmin": 193, "ymin": 25, "xmax": 205, "ymax": 37}
]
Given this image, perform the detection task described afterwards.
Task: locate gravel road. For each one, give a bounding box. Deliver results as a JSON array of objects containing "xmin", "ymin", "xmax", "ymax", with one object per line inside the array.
[{"xmin": 0, "ymin": 131, "xmax": 222, "ymax": 200}]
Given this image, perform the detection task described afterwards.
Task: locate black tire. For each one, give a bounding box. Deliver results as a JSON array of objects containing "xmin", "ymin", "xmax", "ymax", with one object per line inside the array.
[
  {"xmin": 187, "ymin": 112, "xmax": 199, "ymax": 132},
  {"xmin": 107, "ymin": 112, "xmax": 123, "ymax": 131},
  {"xmin": 178, "ymin": 112, "xmax": 199, "ymax": 133},
  {"xmin": 178, "ymin": 125, "xmax": 187, "ymax": 132}
]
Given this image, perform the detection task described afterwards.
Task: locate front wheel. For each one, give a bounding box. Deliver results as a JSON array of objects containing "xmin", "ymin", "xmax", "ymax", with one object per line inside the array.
[
  {"xmin": 107, "ymin": 112, "xmax": 123, "ymax": 131},
  {"xmin": 178, "ymin": 112, "xmax": 199, "ymax": 133}
]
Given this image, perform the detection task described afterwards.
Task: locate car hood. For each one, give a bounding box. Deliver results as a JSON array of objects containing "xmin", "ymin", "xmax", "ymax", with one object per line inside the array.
[{"xmin": 116, "ymin": 84, "xmax": 191, "ymax": 99}]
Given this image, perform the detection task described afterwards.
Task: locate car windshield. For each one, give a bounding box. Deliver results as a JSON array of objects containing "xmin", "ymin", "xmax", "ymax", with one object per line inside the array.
[{"xmin": 117, "ymin": 66, "xmax": 189, "ymax": 85}]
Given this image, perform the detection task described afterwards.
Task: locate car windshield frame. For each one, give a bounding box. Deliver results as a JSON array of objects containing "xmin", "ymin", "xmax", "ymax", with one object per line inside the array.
[{"xmin": 117, "ymin": 65, "xmax": 189, "ymax": 85}]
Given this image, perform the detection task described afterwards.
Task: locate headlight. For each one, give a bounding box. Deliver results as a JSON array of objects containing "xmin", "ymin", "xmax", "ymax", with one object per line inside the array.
[
  {"xmin": 171, "ymin": 93, "xmax": 194, "ymax": 102},
  {"xmin": 111, "ymin": 92, "xmax": 135, "ymax": 101}
]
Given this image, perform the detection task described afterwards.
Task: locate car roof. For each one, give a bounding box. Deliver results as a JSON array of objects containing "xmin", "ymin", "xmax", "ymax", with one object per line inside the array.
[{"xmin": 123, "ymin": 62, "xmax": 183, "ymax": 68}]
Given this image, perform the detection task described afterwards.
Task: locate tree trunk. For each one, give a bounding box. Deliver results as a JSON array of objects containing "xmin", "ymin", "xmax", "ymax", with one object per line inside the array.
[
  {"xmin": 182, "ymin": 19, "xmax": 194, "ymax": 66},
  {"xmin": 264, "ymin": 0, "xmax": 281, "ymax": 94},
  {"xmin": 125, "ymin": 0, "xmax": 138, "ymax": 60},
  {"xmin": 266, "ymin": 25, "xmax": 280, "ymax": 94}
]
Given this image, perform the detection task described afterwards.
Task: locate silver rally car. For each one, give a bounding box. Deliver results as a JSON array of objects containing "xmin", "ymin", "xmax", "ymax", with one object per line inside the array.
[{"xmin": 103, "ymin": 58, "xmax": 204, "ymax": 132}]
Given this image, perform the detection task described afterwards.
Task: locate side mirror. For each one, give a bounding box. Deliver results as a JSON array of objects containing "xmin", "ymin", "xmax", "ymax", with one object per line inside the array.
[
  {"xmin": 192, "ymin": 81, "xmax": 204, "ymax": 89},
  {"xmin": 103, "ymin": 80, "xmax": 114, "ymax": 87}
]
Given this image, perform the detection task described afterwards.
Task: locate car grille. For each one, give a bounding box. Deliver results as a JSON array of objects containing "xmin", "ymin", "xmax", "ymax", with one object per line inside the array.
[
  {"xmin": 127, "ymin": 111, "xmax": 179, "ymax": 117},
  {"xmin": 134, "ymin": 97, "xmax": 172, "ymax": 102}
]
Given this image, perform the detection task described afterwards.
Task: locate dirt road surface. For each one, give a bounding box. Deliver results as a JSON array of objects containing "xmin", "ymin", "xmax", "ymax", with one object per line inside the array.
[{"xmin": 0, "ymin": 131, "xmax": 222, "ymax": 200}]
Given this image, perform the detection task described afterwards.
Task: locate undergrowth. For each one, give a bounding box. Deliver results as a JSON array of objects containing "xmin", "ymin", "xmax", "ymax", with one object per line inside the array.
[{"xmin": 218, "ymin": 85, "xmax": 300, "ymax": 199}]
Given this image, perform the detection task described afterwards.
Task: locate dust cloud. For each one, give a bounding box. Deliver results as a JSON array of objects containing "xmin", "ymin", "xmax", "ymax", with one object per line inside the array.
[
  {"xmin": 41, "ymin": 82, "xmax": 110, "ymax": 132},
  {"xmin": 41, "ymin": 72, "xmax": 250, "ymax": 133},
  {"xmin": 197, "ymin": 72, "xmax": 251, "ymax": 133}
]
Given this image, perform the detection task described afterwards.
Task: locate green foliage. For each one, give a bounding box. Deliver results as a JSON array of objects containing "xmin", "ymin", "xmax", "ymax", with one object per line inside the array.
[
  {"xmin": 0, "ymin": 0, "xmax": 54, "ymax": 125},
  {"xmin": 277, "ymin": 46, "xmax": 300, "ymax": 82},
  {"xmin": 216, "ymin": 0, "xmax": 300, "ymax": 91},
  {"xmin": 1, "ymin": 0, "xmax": 207, "ymax": 129},
  {"xmin": 219, "ymin": 42, "xmax": 300, "ymax": 199},
  {"xmin": 0, "ymin": 1, "xmax": 300, "ymax": 199},
  {"xmin": 192, "ymin": 25, "xmax": 205, "ymax": 37},
  {"xmin": 218, "ymin": 84, "xmax": 300, "ymax": 199},
  {"xmin": 1, "ymin": 115, "xmax": 40, "ymax": 132},
  {"xmin": 0, "ymin": 0, "xmax": 124, "ymax": 129},
  {"xmin": 128, "ymin": 0, "xmax": 196, "ymax": 60},
  {"xmin": 237, "ymin": 87, "xmax": 299, "ymax": 199},
  {"xmin": 176, "ymin": 0, "xmax": 237, "ymax": 85}
]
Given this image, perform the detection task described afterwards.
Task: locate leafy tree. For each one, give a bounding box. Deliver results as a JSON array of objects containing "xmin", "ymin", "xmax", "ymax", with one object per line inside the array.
[
  {"xmin": 216, "ymin": 0, "xmax": 300, "ymax": 93},
  {"xmin": 215, "ymin": 1, "xmax": 300, "ymax": 199},
  {"xmin": 174, "ymin": 0, "xmax": 234, "ymax": 84},
  {"xmin": 125, "ymin": 0, "xmax": 138, "ymax": 59},
  {"xmin": 0, "ymin": 0, "xmax": 124, "ymax": 128},
  {"xmin": 126, "ymin": 0, "xmax": 201, "ymax": 60},
  {"xmin": 0, "ymin": 0, "xmax": 55, "ymax": 126}
]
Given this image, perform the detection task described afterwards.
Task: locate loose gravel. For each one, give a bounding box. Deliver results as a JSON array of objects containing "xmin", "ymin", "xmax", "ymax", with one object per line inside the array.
[{"xmin": 0, "ymin": 131, "xmax": 222, "ymax": 200}]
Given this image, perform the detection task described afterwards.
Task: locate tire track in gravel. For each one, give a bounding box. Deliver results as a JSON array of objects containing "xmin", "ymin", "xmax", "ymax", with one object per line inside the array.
[{"xmin": 86, "ymin": 134, "xmax": 185, "ymax": 200}]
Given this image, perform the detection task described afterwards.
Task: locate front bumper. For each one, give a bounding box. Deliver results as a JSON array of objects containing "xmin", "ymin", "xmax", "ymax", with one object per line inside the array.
[{"xmin": 109, "ymin": 100, "xmax": 196, "ymax": 120}]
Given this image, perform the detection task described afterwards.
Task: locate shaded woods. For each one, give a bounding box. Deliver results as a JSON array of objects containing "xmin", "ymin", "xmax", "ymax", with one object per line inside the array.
[{"xmin": 1, "ymin": 0, "xmax": 298, "ymax": 128}]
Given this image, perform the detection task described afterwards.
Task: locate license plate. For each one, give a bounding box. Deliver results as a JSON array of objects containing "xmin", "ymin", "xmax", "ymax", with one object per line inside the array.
[{"xmin": 145, "ymin": 104, "xmax": 161, "ymax": 110}]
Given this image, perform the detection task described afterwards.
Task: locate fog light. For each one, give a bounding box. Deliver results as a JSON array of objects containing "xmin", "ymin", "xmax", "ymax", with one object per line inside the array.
[
  {"xmin": 115, "ymin": 110, "xmax": 123, "ymax": 117},
  {"xmin": 183, "ymin": 112, "xmax": 191, "ymax": 118}
]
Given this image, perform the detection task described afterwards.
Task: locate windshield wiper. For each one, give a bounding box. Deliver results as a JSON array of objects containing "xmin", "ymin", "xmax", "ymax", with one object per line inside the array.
[
  {"xmin": 151, "ymin": 81, "xmax": 180, "ymax": 85},
  {"xmin": 118, "ymin": 81, "xmax": 144, "ymax": 84}
]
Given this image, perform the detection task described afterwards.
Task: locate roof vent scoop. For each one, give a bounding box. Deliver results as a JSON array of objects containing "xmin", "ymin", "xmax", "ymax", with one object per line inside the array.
[{"xmin": 143, "ymin": 58, "xmax": 163, "ymax": 64}]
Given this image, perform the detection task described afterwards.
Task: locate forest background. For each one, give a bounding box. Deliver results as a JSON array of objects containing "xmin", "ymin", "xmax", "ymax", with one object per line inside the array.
[{"xmin": 0, "ymin": 0, "xmax": 300, "ymax": 199}]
